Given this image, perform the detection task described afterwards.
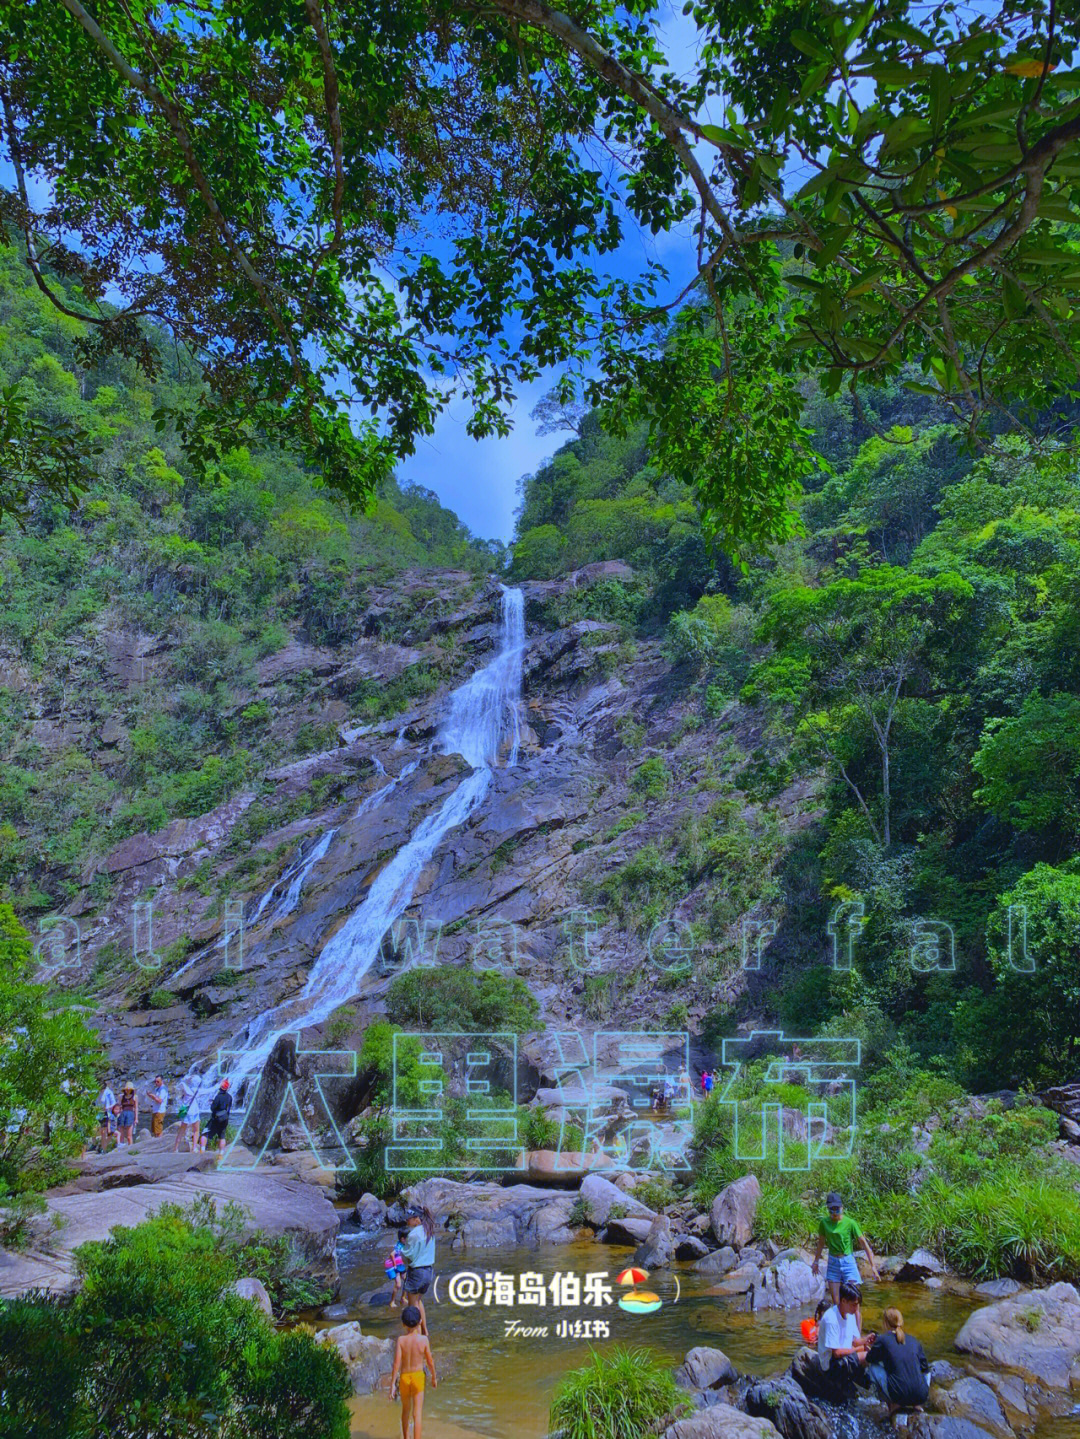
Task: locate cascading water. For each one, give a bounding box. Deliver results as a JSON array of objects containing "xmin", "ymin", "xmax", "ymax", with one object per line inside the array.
[{"xmin": 219, "ymin": 586, "xmax": 526, "ymax": 1098}]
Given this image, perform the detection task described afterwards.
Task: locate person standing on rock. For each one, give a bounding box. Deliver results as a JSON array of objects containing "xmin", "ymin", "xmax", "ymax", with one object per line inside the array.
[
  {"xmin": 812, "ymin": 1190, "xmax": 880, "ymax": 1304},
  {"xmin": 173, "ymin": 1073, "xmax": 201, "ymax": 1152},
  {"xmin": 401, "ymin": 1205, "xmax": 437, "ymax": 1335},
  {"xmin": 205, "ymin": 1078, "xmax": 233, "ymax": 1153},
  {"xmin": 865, "ymin": 1308, "xmax": 930, "ymax": 1418},
  {"xmin": 144, "ymin": 1075, "xmax": 168, "ymax": 1139},
  {"xmin": 117, "ymin": 1081, "xmax": 138, "ymax": 1146},
  {"xmin": 96, "ymin": 1078, "xmax": 117, "ymax": 1153}
]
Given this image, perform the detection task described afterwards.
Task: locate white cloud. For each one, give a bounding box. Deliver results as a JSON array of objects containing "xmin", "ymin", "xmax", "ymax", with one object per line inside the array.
[{"xmin": 399, "ymin": 374, "xmax": 559, "ymax": 544}]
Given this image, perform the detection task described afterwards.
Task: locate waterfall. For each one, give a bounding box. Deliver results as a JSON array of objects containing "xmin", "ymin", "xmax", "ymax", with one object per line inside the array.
[{"xmin": 220, "ymin": 585, "xmax": 525, "ymax": 1096}]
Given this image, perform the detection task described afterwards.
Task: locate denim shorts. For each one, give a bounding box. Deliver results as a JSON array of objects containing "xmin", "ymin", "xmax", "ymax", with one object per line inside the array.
[
  {"xmin": 405, "ymin": 1265, "xmax": 433, "ymax": 1295},
  {"xmin": 826, "ymin": 1252, "xmax": 861, "ymax": 1285},
  {"xmin": 119, "ymin": 1109, "xmax": 135, "ymax": 1128}
]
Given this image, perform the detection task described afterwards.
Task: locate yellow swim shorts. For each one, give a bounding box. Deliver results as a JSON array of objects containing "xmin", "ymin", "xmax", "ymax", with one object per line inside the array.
[{"xmin": 399, "ymin": 1371, "xmax": 425, "ymax": 1402}]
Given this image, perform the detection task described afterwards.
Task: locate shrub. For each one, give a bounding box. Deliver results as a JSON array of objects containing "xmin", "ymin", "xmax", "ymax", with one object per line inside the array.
[
  {"xmin": 549, "ymin": 1346, "xmax": 691, "ymax": 1439},
  {"xmin": 630, "ymin": 756, "xmax": 671, "ymax": 799},
  {"xmin": 0, "ymin": 1202, "xmax": 350, "ymax": 1437},
  {"xmin": 147, "ymin": 987, "xmax": 177, "ymax": 1009},
  {"xmin": 384, "ymin": 966, "xmax": 540, "ymax": 1034}
]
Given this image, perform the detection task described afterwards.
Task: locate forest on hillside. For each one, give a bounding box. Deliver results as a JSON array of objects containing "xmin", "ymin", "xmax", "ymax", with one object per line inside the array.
[{"xmin": 512, "ymin": 372, "xmax": 1080, "ymax": 1096}]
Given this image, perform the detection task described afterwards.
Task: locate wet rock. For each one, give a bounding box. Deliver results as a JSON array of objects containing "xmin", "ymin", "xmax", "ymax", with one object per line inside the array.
[
  {"xmin": 676, "ymin": 1236, "xmax": 711, "ymax": 1261},
  {"xmin": 515, "ymin": 1150, "xmax": 589, "ymax": 1183},
  {"xmin": 633, "ymin": 1215, "xmax": 674, "ymax": 1269},
  {"xmin": 710, "ymin": 1176, "xmax": 761, "ymax": 1250},
  {"xmin": 402, "ymin": 1177, "xmax": 583, "ymax": 1248},
  {"xmin": 230, "ymin": 1276, "xmax": 273, "ymax": 1315},
  {"xmin": 662, "ymin": 1406, "xmax": 780, "ymax": 1439},
  {"xmin": 694, "ymin": 1246, "xmax": 738, "ymax": 1277},
  {"xmin": 974, "ymin": 1279, "xmax": 1020, "ymax": 1299},
  {"xmin": 321, "ymin": 1302, "xmax": 350, "ymax": 1319},
  {"xmin": 933, "ymin": 1376, "xmax": 1010, "ymax": 1438},
  {"xmin": 953, "ymin": 1282, "xmax": 1080, "ymax": 1388},
  {"xmin": 601, "ymin": 1215, "xmax": 654, "ymax": 1247},
  {"xmin": 744, "ymin": 1376, "xmax": 830, "ymax": 1439},
  {"xmin": 908, "ymin": 1417, "xmax": 999, "ymax": 1439},
  {"xmin": 675, "ymin": 1346, "xmax": 738, "ymax": 1391},
  {"xmin": 353, "ymin": 1193, "xmax": 388, "ymax": 1232},
  {"xmin": 897, "ymin": 1248, "xmax": 945, "ymax": 1281},
  {"xmin": 753, "ymin": 1259, "xmax": 824, "ymax": 1312}
]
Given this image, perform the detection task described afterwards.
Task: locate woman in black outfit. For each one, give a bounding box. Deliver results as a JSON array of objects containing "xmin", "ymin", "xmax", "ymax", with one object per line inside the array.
[{"xmin": 866, "ymin": 1307, "xmax": 931, "ymax": 1417}]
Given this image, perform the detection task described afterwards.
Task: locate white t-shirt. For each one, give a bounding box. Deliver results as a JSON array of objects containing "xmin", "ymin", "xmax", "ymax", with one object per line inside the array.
[
  {"xmin": 179, "ymin": 1078, "xmax": 201, "ymax": 1115},
  {"xmin": 818, "ymin": 1305, "xmax": 861, "ymax": 1370},
  {"xmin": 148, "ymin": 1083, "xmax": 169, "ymax": 1114},
  {"xmin": 97, "ymin": 1087, "xmax": 116, "ymax": 1112}
]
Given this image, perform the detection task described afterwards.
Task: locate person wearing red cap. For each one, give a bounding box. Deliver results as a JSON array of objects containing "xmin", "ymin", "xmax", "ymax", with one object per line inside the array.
[{"xmin": 205, "ymin": 1078, "xmax": 233, "ymax": 1153}]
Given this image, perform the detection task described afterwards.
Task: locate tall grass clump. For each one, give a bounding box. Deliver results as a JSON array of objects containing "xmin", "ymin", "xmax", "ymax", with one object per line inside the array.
[{"xmin": 549, "ymin": 1346, "xmax": 690, "ymax": 1439}]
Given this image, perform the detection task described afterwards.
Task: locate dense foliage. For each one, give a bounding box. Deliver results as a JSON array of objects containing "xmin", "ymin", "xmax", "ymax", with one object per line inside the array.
[
  {"xmin": 0, "ymin": 1201, "xmax": 351, "ymax": 1439},
  {"xmin": 517, "ymin": 369, "xmax": 1080, "ymax": 1095},
  {"xmin": 0, "ymin": 904, "xmax": 101, "ymax": 1197},
  {"xmin": 4, "ymin": 3, "xmax": 1080, "ymax": 546},
  {"xmin": 692, "ymin": 1045, "xmax": 1080, "ymax": 1283},
  {"xmin": 549, "ymin": 1346, "xmax": 690, "ymax": 1439}
]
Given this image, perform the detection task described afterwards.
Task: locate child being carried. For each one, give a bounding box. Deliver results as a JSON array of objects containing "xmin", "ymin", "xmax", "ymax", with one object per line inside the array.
[{"xmin": 384, "ymin": 1228, "xmax": 409, "ymax": 1307}]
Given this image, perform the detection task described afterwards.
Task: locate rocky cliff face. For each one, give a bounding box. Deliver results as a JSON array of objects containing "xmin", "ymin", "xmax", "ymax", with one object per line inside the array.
[{"xmin": 45, "ymin": 563, "xmax": 820, "ymax": 1122}]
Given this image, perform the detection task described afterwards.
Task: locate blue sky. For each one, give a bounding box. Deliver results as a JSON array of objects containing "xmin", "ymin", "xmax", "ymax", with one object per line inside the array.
[{"xmin": 401, "ymin": 1, "xmax": 709, "ymax": 546}]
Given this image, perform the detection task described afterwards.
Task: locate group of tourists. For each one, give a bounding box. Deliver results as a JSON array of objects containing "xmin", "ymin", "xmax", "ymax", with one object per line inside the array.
[
  {"xmin": 386, "ymin": 1206, "xmax": 439, "ymax": 1439},
  {"xmin": 94, "ymin": 1073, "xmax": 234, "ymax": 1154},
  {"xmin": 805, "ymin": 1192, "xmax": 931, "ymax": 1417}
]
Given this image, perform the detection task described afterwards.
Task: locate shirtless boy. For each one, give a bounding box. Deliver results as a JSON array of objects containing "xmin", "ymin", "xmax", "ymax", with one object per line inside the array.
[{"xmin": 390, "ymin": 1304, "xmax": 437, "ymax": 1439}]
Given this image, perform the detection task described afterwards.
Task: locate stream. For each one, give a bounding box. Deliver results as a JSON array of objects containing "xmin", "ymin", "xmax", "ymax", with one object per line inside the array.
[{"xmin": 324, "ymin": 1238, "xmax": 1079, "ymax": 1439}]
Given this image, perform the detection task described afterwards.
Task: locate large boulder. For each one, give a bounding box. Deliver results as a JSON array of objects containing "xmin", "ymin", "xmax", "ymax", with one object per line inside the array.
[
  {"xmin": 744, "ymin": 1376, "xmax": 830, "ymax": 1439},
  {"xmin": 953, "ymin": 1282, "xmax": 1080, "ymax": 1389},
  {"xmin": 0, "ymin": 1171, "xmax": 340, "ymax": 1298},
  {"xmin": 579, "ymin": 1172, "xmax": 656, "ymax": 1227},
  {"xmin": 932, "ymin": 1376, "xmax": 1011, "ymax": 1438},
  {"xmin": 401, "ymin": 1177, "xmax": 584, "ymax": 1248},
  {"xmin": 353, "ymin": 1193, "xmax": 387, "ymax": 1232},
  {"xmin": 753, "ymin": 1259, "xmax": 823, "ymax": 1312},
  {"xmin": 674, "ymin": 1346, "xmax": 738, "ymax": 1391},
  {"xmin": 710, "ymin": 1176, "xmax": 761, "ymax": 1249},
  {"xmin": 663, "ymin": 1406, "xmax": 780, "ymax": 1439},
  {"xmin": 634, "ymin": 1215, "xmax": 675, "ymax": 1270}
]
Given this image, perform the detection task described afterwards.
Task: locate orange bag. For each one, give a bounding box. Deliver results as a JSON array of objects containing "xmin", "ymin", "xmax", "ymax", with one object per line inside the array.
[{"xmin": 800, "ymin": 1317, "xmax": 818, "ymax": 1343}]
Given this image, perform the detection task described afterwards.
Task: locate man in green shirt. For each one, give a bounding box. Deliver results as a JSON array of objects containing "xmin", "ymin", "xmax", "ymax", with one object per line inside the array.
[{"xmin": 811, "ymin": 1190, "xmax": 880, "ymax": 1304}]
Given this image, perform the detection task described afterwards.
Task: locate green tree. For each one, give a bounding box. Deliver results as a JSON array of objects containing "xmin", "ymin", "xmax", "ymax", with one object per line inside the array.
[
  {"xmin": 974, "ymin": 693, "xmax": 1080, "ymax": 844},
  {"xmin": 6, "ymin": 2, "xmax": 1080, "ymax": 533},
  {"xmin": 0, "ymin": 904, "xmax": 102, "ymax": 1193},
  {"xmin": 749, "ymin": 568, "xmax": 972, "ymax": 847},
  {"xmin": 0, "ymin": 1205, "xmax": 351, "ymax": 1439}
]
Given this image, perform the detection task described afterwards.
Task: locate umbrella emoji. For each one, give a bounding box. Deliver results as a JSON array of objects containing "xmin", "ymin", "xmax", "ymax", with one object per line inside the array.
[{"xmin": 616, "ymin": 1266, "xmax": 662, "ymax": 1315}]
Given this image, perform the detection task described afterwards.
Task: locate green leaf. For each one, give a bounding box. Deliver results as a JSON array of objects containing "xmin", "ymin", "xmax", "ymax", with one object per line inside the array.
[{"xmin": 790, "ymin": 29, "xmax": 832, "ymax": 62}]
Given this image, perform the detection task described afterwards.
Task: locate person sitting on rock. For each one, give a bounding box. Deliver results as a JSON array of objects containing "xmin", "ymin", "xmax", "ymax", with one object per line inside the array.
[
  {"xmin": 865, "ymin": 1307, "xmax": 930, "ymax": 1418},
  {"xmin": 817, "ymin": 1281, "xmax": 873, "ymax": 1397}
]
